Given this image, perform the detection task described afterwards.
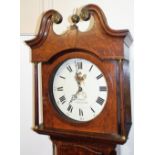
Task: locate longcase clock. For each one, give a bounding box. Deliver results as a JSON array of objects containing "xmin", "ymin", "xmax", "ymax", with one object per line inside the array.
[{"xmin": 25, "ymin": 4, "xmax": 133, "ymax": 155}]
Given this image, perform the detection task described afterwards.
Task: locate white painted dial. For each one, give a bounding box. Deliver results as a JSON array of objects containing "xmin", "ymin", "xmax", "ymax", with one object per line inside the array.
[{"xmin": 50, "ymin": 58, "xmax": 108, "ymax": 122}]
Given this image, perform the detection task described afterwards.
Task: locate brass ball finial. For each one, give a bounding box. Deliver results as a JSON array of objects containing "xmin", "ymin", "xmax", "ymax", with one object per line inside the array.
[
  {"xmin": 71, "ymin": 14, "xmax": 80, "ymax": 24},
  {"xmin": 80, "ymin": 9, "xmax": 91, "ymax": 21},
  {"xmin": 52, "ymin": 13, "xmax": 62, "ymax": 24}
]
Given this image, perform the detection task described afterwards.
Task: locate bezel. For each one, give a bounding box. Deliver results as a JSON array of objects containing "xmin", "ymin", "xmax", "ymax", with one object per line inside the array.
[{"xmin": 48, "ymin": 56, "xmax": 109, "ymax": 123}]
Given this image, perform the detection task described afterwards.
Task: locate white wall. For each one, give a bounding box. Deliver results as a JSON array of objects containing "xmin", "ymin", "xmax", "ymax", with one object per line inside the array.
[
  {"xmin": 20, "ymin": 36, "xmax": 52, "ymax": 155},
  {"xmin": 20, "ymin": 0, "xmax": 133, "ymax": 155},
  {"xmin": 20, "ymin": 0, "xmax": 53, "ymax": 34}
]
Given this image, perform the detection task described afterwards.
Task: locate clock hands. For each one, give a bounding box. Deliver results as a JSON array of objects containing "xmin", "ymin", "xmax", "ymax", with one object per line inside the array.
[
  {"xmin": 75, "ymin": 72, "xmax": 87, "ymax": 85},
  {"xmin": 68, "ymin": 94, "xmax": 77, "ymax": 104},
  {"xmin": 68, "ymin": 86, "xmax": 84, "ymax": 104},
  {"xmin": 75, "ymin": 71, "xmax": 87, "ymax": 100},
  {"xmin": 75, "ymin": 61, "xmax": 86, "ymax": 83},
  {"xmin": 68, "ymin": 62, "xmax": 88, "ymax": 105}
]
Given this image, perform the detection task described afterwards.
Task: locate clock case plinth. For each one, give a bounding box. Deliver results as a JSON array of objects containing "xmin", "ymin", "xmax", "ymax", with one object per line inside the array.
[{"xmin": 25, "ymin": 4, "xmax": 133, "ymax": 155}]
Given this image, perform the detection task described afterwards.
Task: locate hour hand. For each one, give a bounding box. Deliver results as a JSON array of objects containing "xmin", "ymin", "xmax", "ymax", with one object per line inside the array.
[{"xmin": 69, "ymin": 94, "xmax": 77, "ymax": 103}]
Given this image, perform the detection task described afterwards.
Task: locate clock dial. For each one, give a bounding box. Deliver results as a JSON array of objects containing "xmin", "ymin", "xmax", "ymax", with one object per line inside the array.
[{"xmin": 50, "ymin": 58, "xmax": 108, "ymax": 122}]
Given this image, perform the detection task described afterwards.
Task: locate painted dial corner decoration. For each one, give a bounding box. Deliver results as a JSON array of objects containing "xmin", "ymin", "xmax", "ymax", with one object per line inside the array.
[{"xmin": 49, "ymin": 58, "xmax": 108, "ymax": 122}]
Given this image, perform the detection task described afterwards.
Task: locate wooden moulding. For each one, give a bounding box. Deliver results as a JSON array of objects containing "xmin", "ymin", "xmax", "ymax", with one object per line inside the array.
[{"xmin": 25, "ymin": 4, "xmax": 133, "ymax": 62}]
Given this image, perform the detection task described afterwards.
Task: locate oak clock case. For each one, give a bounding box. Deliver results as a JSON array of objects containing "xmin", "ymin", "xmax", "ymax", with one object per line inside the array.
[{"xmin": 25, "ymin": 4, "xmax": 133, "ymax": 155}]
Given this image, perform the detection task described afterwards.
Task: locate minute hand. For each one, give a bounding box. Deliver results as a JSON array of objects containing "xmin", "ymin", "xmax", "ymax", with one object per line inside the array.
[{"xmin": 75, "ymin": 72, "xmax": 87, "ymax": 84}]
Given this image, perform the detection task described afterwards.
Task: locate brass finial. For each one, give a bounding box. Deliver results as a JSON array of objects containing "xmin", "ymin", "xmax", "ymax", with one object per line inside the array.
[
  {"xmin": 52, "ymin": 13, "xmax": 62, "ymax": 24},
  {"xmin": 80, "ymin": 9, "xmax": 91, "ymax": 21},
  {"xmin": 122, "ymin": 136, "xmax": 126, "ymax": 141},
  {"xmin": 71, "ymin": 14, "xmax": 80, "ymax": 24}
]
